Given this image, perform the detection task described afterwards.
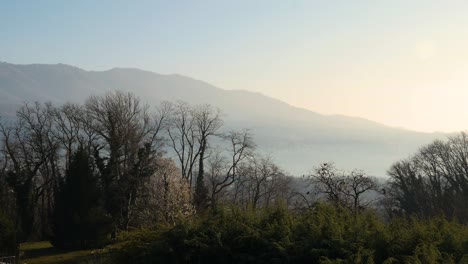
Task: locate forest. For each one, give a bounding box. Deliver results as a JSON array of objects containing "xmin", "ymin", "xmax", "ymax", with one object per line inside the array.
[{"xmin": 0, "ymin": 91, "xmax": 467, "ymax": 263}]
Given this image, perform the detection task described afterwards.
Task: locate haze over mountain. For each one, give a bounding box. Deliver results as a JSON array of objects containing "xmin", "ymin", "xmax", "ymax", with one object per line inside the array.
[{"xmin": 0, "ymin": 62, "xmax": 444, "ymax": 176}]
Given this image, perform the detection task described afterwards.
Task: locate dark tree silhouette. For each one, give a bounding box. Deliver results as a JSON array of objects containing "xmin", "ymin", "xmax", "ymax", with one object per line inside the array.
[
  {"xmin": 388, "ymin": 132, "xmax": 468, "ymax": 222},
  {"xmin": 52, "ymin": 148, "xmax": 111, "ymax": 249}
]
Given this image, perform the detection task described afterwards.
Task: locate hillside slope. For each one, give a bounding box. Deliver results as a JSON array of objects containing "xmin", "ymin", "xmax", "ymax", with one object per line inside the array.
[{"xmin": 0, "ymin": 62, "xmax": 444, "ymax": 175}]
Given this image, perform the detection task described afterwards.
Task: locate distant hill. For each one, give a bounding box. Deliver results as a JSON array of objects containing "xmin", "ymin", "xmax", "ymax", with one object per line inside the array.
[{"xmin": 0, "ymin": 62, "xmax": 445, "ymax": 176}]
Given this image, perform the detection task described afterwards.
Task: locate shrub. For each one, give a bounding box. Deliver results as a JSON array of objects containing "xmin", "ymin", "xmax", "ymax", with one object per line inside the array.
[{"xmin": 110, "ymin": 203, "xmax": 468, "ymax": 263}]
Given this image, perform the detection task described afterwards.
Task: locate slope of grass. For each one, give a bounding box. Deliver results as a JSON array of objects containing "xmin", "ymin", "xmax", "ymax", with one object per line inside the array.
[{"xmin": 20, "ymin": 241, "xmax": 104, "ymax": 264}]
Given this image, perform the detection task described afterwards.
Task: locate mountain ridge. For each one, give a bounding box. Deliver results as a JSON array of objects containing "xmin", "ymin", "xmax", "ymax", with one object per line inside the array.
[
  {"xmin": 0, "ymin": 62, "xmax": 420, "ymax": 130},
  {"xmin": 0, "ymin": 62, "xmax": 439, "ymax": 133},
  {"xmin": 0, "ymin": 61, "xmax": 444, "ymax": 176}
]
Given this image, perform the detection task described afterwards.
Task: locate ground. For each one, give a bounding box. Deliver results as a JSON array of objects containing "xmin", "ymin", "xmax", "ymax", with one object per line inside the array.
[{"xmin": 19, "ymin": 241, "xmax": 103, "ymax": 264}]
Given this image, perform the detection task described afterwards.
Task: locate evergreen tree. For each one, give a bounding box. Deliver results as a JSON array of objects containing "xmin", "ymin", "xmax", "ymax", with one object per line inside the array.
[{"xmin": 51, "ymin": 148, "xmax": 111, "ymax": 249}]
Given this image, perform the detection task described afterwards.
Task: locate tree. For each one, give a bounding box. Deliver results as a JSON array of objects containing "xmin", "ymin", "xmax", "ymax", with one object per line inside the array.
[
  {"xmin": 207, "ymin": 130, "xmax": 255, "ymax": 209},
  {"xmin": 387, "ymin": 132, "xmax": 468, "ymax": 222},
  {"xmin": 233, "ymin": 155, "xmax": 290, "ymax": 209},
  {"xmin": 0, "ymin": 102, "xmax": 57, "ymax": 241},
  {"xmin": 166, "ymin": 101, "xmax": 199, "ymax": 185},
  {"xmin": 85, "ymin": 91, "xmax": 166, "ymax": 233},
  {"xmin": 50, "ymin": 103, "xmax": 85, "ymax": 171},
  {"xmin": 309, "ymin": 163, "xmax": 347, "ymax": 207},
  {"xmin": 51, "ymin": 148, "xmax": 111, "ymax": 249},
  {"xmin": 309, "ymin": 163, "xmax": 378, "ymax": 215},
  {"xmin": 193, "ymin": 104, "xmax": 223, "ymax": 210},
  {"xmin": 343, "ymin": 170, "xmax": 378, "ymax": 217},
  {"xmin": 166, "ymin": 102, "xmax": 224, "ymax": 209},
  {"xmin": 134, "ymin": 158, "xmax": 194, "ymax": 225}
]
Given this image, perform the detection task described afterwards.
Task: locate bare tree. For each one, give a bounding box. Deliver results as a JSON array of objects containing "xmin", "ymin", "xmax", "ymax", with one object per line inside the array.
[
  {"xmin": 0, "ymin": 102, "xmax": 57, "ymax": 240},
  {"xmin": 309, "ymin": 163, "xmax": 378, "ymax": 216},
  {"xmin": 0, "ymin": 93, "xmax": 173, "ymax": 240},
  {"xmin": 233, "ymin": 155, "xmax": 289, "ymax": 209},
  {"xmin": 206, "ymin": 150, "xmax": 229, "ymax": 207},
  {"xmin": 387, "ymin": 132, "xmax": 468, "ymax": 222},
  {"xmin": 165, "ymin": 102, "xmax": 225, "ymax": 209},
  {"xmin": 206, "ymin": 130, "xmax": 255, "ymax": 208},
  {"xmin": 309, "ymin": 163, "xmax": 347, "ymax": 207},
  {"xmin": 343, "ymin": 170, "xmax": 378, "ymax": 217},
  {"xmin": 50, "ymin": 103, "xmax": 84, "ymax": 171},
  {"xmin": 85, "ymin": 91, "xmax": 166, "ymax": 233},
  {"xmin": 166, "ymin": 101, "xmax": 199, "ymax": 185},
  {"xmin": 193, "ymin": 104, "xmax": 223, "ymax": 209}
]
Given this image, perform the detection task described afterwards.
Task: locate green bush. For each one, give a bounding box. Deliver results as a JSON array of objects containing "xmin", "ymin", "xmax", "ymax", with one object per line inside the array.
[{"xmin": 110, "ymin": 203, "xmax": 468, "ymax": 263}]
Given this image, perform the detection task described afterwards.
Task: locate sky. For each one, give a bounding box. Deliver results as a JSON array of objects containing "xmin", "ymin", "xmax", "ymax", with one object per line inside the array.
[{"xmin": 2, "ymin": 1, "xmax": 468, "ymax": 133}]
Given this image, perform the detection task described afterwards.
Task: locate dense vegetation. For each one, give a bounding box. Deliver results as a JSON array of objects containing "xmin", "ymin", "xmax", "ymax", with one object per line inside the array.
[
  {"xmin": 51, "ymin": 148, "xmax": 111, "ymax": 249},
  {"xmin": 111, "ymin": 204, "xmax": 468, "ymax": 263},
  {"xmin": 0, "ymin": 91, "xmax": 467, "ymax": 262}
]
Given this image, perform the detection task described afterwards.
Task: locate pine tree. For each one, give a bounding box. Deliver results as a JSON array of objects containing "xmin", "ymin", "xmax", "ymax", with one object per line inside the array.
[{"xmin": 51, "ymin": 148, "xmax": 111, "ymax": 249}]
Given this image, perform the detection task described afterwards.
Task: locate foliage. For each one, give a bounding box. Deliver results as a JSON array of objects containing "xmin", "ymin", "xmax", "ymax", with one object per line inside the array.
[
  {"xmin": 2, "ymin": 92, "xmax": 468, "ymax": 263},
  {"xmin": 388, "ymin": 132, "xmax": 468, "ymax": 223},
  {"xmin": 110, "ymin": 203, "xmax": 468, "ymax": 263},
  {"xmin": 134, "ymin": 158, "xmax": 195, "ymax": 226},
  {"xmin": 51, "ymin": 148, "xmax": 111, "ymax": 249}
]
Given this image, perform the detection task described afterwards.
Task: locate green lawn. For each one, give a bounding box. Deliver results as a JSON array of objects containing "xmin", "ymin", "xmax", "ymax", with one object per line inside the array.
[{"xmin": 20, "ymin": 241, "xmax": 105, "ymax": 264}]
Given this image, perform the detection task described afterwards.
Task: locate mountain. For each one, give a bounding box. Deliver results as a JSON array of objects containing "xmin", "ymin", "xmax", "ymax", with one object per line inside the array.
[{"xmin": 0, "ymin": 62, "xmax": 445, "ymax": 176}]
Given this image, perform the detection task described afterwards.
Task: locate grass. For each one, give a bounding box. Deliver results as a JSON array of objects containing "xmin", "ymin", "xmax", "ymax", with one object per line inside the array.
[{"xmin": 19, "ymin": 241, "xmax": 104, "ymax": 264}]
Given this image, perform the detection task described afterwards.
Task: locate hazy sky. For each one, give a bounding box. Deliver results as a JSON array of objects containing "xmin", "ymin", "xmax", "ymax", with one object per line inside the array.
[{"xmin": 2, "ymin": 1, "xmax": 468, "ymax": 132}]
